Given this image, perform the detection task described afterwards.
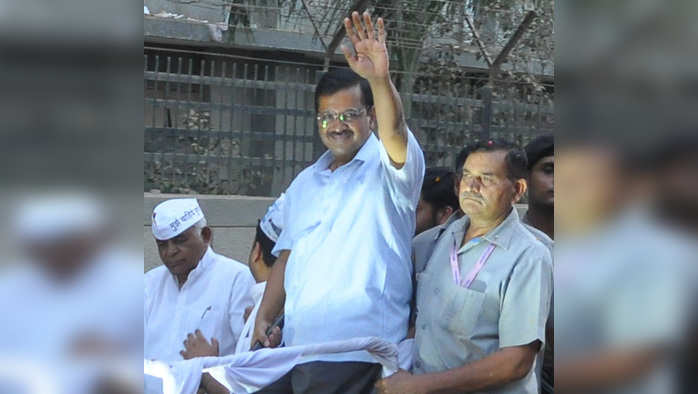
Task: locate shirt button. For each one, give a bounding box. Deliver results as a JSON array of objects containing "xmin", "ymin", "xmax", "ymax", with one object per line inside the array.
[
  {"xmin": 421, "ymin": 323, "xmax": 427, "ymax": 330},
  {"xmin": 415, "ymin": 360, "xmax": 422, "ymax": 368},
  {"xmin": 434, "ymin": 288, "xmax": 440, "ymax": 295}
]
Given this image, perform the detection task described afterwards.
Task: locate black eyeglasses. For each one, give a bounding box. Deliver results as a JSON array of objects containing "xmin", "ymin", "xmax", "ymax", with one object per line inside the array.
[{"xmin": 316, "ymin": 108, "xmax": 366, "ymax": 129}]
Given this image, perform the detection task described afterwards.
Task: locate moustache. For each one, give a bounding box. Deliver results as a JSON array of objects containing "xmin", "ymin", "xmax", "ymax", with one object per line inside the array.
[
  {"xmin": 461, "ymin": 193, "xmax": 483, "ymax": 202},
  {"xmin": 327, "ymin": 128, "xmax": 352, "ymax": 135}
]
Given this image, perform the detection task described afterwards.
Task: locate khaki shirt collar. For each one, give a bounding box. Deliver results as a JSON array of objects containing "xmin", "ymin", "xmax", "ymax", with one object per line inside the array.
[{"xmin": 451, "ymin": 208, "xmax": 520, "ymax": 252}]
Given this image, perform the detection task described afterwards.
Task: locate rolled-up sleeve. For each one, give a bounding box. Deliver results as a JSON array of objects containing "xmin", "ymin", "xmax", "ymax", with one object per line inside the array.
[
  {"xmin": 499, "ymin": 249, "xmax": 552, "ymax": 348},
  {"xmin": 377, "ymin": 128, "xmax": 425, "ymax": 210},
  {"xmin": 271, "ymin": 183, "xmax": 295, "ymax": 257}
]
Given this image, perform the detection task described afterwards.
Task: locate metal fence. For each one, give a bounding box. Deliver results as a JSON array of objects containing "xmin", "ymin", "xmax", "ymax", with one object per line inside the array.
[{"xmin": 144, "ymin": 46, "xmax": 553, "ymax": 196}]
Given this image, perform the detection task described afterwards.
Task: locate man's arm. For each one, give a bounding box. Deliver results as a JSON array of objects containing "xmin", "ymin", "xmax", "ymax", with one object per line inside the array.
[
  {"xmin": 376, "ymin": 341, "xmax": 540, "ymax": 394},
  {"xmin": 555, "ymin": 346, "xmax": 665, "ymax": 391},
  {"xmin": 180, "ymin": 330, "xmax": 228, "ymax": 394},
  {"xmin": 199, "ymin": 373, "xmax": 229, "ymax": 394},
  {"xmin": 343, "ymin": 12, "xmax": 407, "ymax": 167},
  {"xmin": 250, "ymin": 250, "xmax": 290, "ymax": 349}
]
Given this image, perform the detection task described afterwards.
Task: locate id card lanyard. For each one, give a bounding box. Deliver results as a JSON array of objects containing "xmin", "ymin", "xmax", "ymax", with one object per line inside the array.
[{"xmin": 450, "ymin": 236, "xmax": 496, "ymax": 288}]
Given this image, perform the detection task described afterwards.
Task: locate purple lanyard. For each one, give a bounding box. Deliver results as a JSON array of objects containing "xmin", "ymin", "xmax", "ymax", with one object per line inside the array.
[{"xmin": 450, "ymin": 237, "xmax": 496, "ymax": 288}]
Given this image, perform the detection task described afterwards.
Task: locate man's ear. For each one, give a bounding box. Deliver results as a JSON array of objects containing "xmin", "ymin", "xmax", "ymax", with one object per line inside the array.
[
  {"xmin": 251, "ymin": 241, "xmax": 262, "ymax": 264},
  {"xmin": 512, "ymin": 178, "xmax": 528, "ymax": 204},
  {"xmin": 201, "ymin": 227, "xmax": 213, "ymax": 244},
  {"xmin": 368, "ymin": 106, "xmax": 377, "ymax": 130},
  {"xmin": 437, "ymin": 205, "xmax": 455, "ymax": 224}
]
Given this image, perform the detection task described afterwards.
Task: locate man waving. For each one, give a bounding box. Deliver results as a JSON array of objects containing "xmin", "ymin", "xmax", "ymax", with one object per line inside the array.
[{"xmin": 252, "ymin": 11, "xmax": 425, "ymax": 394}]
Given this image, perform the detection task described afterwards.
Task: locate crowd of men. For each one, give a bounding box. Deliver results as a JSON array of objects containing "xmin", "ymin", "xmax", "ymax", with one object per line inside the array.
[{"xmin": 145, "ymin": 12, "xmax": 554, "ymax": 394}]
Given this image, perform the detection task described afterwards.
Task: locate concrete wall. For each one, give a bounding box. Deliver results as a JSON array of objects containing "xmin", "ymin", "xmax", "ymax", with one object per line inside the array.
[
  {"xmin": 145, "ymin": 192, "xmax": 530, "ymax": 272},
  {"xmin": 144, "ymin": 193, "xmax": 276, "ymax": 271}
]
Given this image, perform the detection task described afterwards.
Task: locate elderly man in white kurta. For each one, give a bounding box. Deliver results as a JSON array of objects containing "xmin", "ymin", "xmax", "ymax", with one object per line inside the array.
[
  {"xmin": 250, "ymin": 12, "xmax": 425, "ymax": 393},
  {"xmin": 144, "ymin": 198, "xmax": 255, "ymax": 394}
]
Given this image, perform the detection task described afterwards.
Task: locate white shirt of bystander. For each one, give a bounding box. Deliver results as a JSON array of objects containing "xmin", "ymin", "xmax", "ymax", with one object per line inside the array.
[
  {"xmin": 144, "ymin": 247, "xmax": 255, "ymax": 394},
  {"xmin": 235, "ymin": 281, "xmax": 267, "ymax": 354}
]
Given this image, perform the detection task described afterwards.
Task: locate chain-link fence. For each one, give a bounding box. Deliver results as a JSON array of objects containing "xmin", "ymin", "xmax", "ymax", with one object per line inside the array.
[{"xmin": 144, "ymin": 46, "xmax": 553, "ymax": 196}]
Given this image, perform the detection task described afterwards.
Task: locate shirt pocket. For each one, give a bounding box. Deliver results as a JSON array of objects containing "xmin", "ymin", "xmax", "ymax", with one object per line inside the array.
[
  {"xmin": 192, "ymin": 305, "xmax": 225, "ymax": 341},
  {"xmin": 441, "ymin": 286, "xmax": 487, "ymax": 338}
]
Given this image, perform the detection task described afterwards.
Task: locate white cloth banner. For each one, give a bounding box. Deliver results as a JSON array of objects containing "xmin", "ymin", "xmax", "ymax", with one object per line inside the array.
[{"xmin": 144, "ymin": 336, "xmax": 415, "ymax": 394}]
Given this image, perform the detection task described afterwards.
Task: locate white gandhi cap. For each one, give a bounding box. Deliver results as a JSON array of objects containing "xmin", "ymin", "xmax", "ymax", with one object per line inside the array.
[
  {"xmin": 151, "ymin": 198, "xmax": 205, "ymax": 240},
  {"xmin": 15, "ymin": 192, "xmax": 105, "ymax": 242}
]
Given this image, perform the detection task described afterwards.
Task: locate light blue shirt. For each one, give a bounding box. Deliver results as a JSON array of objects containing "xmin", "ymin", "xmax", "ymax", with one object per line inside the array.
[
  {"xmin": 414, "ymin": 209, "xmax": 552, "ymax": 393},
  {"xmin": 273, "ymin": 129, "xmax": 425, "ymax": 363}
]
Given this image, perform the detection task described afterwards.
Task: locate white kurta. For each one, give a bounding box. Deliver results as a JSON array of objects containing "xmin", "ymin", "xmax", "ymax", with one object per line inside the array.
[
  {"xmin": 0, "ymin": 246, "xmax": 143, "ymax": 393},
  {"xmin": 272, "ymin": 130, "xmax": 425, "ymax": 364},
  {"xmin": 144, "ymin": 247, "xmax": 255, "ymax": 393},
  {"xmin": 234, "ymin": 281, "xmax": 267, "ymax": 354}
]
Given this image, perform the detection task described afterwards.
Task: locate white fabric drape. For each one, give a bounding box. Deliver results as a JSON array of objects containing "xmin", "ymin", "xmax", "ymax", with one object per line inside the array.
[{"xmin": 145, "ymin": 336, "xmax": 415, "ymax": 394}]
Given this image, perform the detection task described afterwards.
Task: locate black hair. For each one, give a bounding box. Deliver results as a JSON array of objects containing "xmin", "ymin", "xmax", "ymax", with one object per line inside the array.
[
  {"xmin": 524, "ymin": 134, "xmax": 554, "ymax": 170},
  {"xmin": 462, "ymin": 139, "xmax": 528, "ymax": 181},
  {"xmin": 421, "ymin": 167, "xmax": 459, "ymax": 212},
  {"xmin": 254, "ymin": 221, "xmax": 276, "ymax": 267},
  {"xmin": 455, "ymin": 146, "xmax": 472, "ymax": 175},
  {"xmin": 314, "ymin": 68, "xmax": 374, "ymax": 112}
]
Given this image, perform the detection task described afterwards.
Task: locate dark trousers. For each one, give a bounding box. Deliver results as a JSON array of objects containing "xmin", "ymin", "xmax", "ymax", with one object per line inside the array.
[{"xmin": 254, "ymin": 361, "xmax": 382, "ymax": 394}]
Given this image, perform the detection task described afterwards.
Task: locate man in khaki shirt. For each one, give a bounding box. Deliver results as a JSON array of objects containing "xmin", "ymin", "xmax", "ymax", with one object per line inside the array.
[{"xmin": 377, "ymin": 140, "xmax": 552, "ymax": 394}]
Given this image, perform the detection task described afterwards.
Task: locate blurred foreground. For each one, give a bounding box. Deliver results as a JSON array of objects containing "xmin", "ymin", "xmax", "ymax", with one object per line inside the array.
[
  {"xmin": 0, "ymin": 0, "xmax": 142, "ymax": 392},
  {"xmin": 556, "ymin": 1, "xmax": 698, "ymax": 393}
]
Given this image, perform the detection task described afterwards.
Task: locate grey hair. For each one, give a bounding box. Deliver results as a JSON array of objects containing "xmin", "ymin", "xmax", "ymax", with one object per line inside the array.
[
  {"xmin": 192, "ymin": 218, "xmax": 208, "ymax": 239},
  {"xmin": 193, "ymin": 217, "xmax": 207, "ymax": 229}
]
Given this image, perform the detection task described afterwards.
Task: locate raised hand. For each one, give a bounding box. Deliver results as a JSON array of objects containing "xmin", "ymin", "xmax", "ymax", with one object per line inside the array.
[{"xmin": 342, "ymin": 11, "xmax": 389, "ymax": 82}]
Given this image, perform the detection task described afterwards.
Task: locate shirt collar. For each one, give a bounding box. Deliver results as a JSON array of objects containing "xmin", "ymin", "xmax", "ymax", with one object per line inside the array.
[
  {"xmin": 313, "ymin": 131, "xmax": 378, "ymax": 173},
  {"xmin": 481, "ymin": 208, "xmax": 520, "ymax": 250},
  {"xmin": 250, "ymin": 281, "xmax": 266, "ymax": 302},
  {"xmin": 431, "ymin": 211, "xmax": 461, "ymax": 241},
  {"xmin": 171, "ymin": 246, "xmax": 214, "ymax": 288},
  {"xmin": 443, "ymin": 211, "xmax": 461, "ymax": 227},
  {"xmin": 450, "ymin": 208, "xmax": 520, "ymax": 251}
]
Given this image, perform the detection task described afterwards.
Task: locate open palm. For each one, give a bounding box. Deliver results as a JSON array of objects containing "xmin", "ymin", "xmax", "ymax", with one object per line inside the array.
[{"xmin": 343, "ymin": 12, "xmax": 389, "ymax": 80}]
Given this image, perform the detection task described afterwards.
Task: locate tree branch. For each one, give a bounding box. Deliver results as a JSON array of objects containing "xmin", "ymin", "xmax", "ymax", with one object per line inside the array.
[
  {"xmin": 463, "ymin": 12, "xmax": 494, "ymax": 68},
  {"xmin": 300, "ymin": 0, "xmax": 329, "ymax": 52},
  {"xmin": 325, "ymin": 0, "xmax": 372, "ymax": 58},
  {"xmin": 492, "ymin": 10, "xmax": 536, "ymax": 71}
]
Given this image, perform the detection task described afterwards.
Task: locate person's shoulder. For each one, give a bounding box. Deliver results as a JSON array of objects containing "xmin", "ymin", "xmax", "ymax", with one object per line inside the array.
[
  {"xmin": 144, "ymin": 264, "xmax": 169, "ymax": 289},
  {"xmin": 444, "ymin": 214, "xmax": 469, "ymax": 236},
  {"xmin": 145, "ymin": 264, "xmax": 168, "ymax": 279},
  {"xmin": 280, "ymin": 161, "xmax": 320, "ymax": 202},
  {"xmin": 290, "ymin": 153, "xmax": 332, "ymax": 185},
  {"xmin": 210, "ymin": 251, "xmax": 251, "ymax": 276},
  {"xmin": 413, "ymin": 224, "xmax": 442, "ymax": 246},
  {"xmin": 417, "ymin": 215, "xmax": 462, "ymax": 244},
  {"xmin": 510, "ymin": 221, "xmax": 552, "ymax": 262},
  {"xmin": 294, "ymin": 163, "xmax": 317, "ymax": 182},
  {"xmin": 412, "ymin": 225, "xmax": 446, "ymax": 274},
  {"xmin": 522, "ymin": 223, "xmax": 554, "ymax": 252}
]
